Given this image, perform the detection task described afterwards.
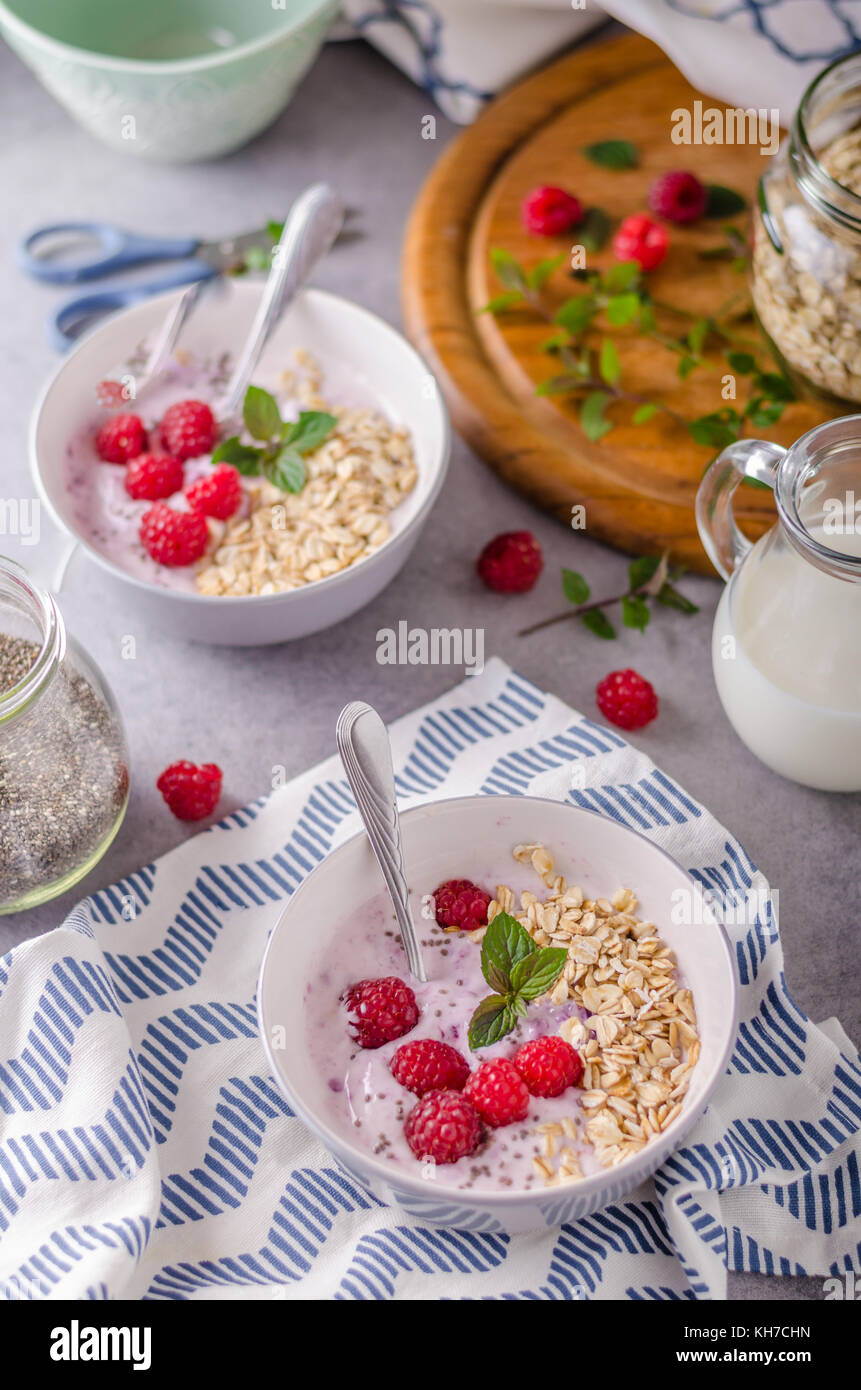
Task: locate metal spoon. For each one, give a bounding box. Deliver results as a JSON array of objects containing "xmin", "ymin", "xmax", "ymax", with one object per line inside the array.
[
  {"xmin": 218, "ymin": 182, "xmax": 344, "ymax": 426},
  {"xmin": 336, "ymin": 702, "xmax": 428, "ymax": 984}
]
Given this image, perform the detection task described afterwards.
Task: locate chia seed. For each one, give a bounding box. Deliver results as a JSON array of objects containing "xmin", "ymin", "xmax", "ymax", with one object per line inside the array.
[{"xmin": 0, "ymin": 635, "xmax": 129, "ymax": 908}]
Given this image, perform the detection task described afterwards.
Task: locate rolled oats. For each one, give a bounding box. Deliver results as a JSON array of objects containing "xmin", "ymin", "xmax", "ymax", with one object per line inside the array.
[{"xmin": 494, "ymin": 843, "xmax": 700, "ymax": 1174}]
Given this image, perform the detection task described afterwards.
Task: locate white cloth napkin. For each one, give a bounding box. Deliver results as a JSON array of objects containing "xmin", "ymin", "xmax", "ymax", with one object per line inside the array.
[
  {"xmin": 0, "ymin": 658, "xmax": 858, "ymax": 1300},
  {"xmin": 342, "ymin": 0, "xmax": 861, "ymax": 124}
]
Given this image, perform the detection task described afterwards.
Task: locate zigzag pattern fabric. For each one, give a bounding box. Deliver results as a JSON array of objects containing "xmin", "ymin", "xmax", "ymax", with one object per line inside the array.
[{"xmin": 0, "ymin": 658, "xmax": 858, "ymax": 1299}]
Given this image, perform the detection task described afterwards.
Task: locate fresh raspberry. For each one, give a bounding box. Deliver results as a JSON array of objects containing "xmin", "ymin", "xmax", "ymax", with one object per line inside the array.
[
  {"xmin": 158, "ymin": 399, "xmax": 218, "ymax": 461},
  {"xmin": 343, "ymin": 976, "xmax": 419, "ymax": 1050},
  {"xmin": 612, "ymin": 214, "xmax": 670, "ymax": 272},
  {"xmin": 96, "ymin": 379, "xmax": 132, "ymax": 408},
  {"xmin": 464, "ymin": 1058, "xmax": 530, "ymax": 1128},
  {"xmin": 139, "ymin": 502, "xmax": 209, "ymax": 567},
  {"xmin": 433, "ymin": 878, "xmax": 491, "ymax": 932},
  {"xmin": 477, "ymin": 531, "xmax": 543, "ymax": 594},
  {"xmin": 404, "ymin": 1090, "xmax": 482, "ymax": 1164},
  {"xmin": 390, "ymin": 1038, "xmax": 470, "ymax": 1096},
  {"xmin": 596, "ymin": 668, "xmax": 659, "ymax": 730},
  {"xmin": 124, "ymin": 453, "xmax": 184, "ymax": 501},
  {"xmin": 521, "ymin": 185, "xmax": 583, "ymax": 236},
  {"xmin": 649, "ymin": 170, "xmax": 707, "ymax": 224},
  {"xmin": 95, "ymin": 413, "xmax": 147, "ymax": 464},
  {"xmin": 156, "ymin": 760, "xmax": 223, "ymax": 821},
  {"xmin": 513, "ymin": 1035, "xmax": 583, "ymax": 1098},
  {"xmin": 185, "ymin": 463, "xmax": 243, "ymax": 521}
]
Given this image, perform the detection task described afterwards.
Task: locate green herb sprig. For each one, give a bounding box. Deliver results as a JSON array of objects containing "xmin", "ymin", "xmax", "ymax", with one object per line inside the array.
[
  {"xmin": 468, "ymin": 912, "xmax": 567, "ymax": 1049},
  {"xmin": 213, "ymin": 385, "xmax": 336, "ymax": 494},
  {"xmin": 520, "ymin": 552, "xmax": 698, "ymax": 640},
  {"xmin": 480, "ymin": 247, "xmax": 794, "ymax": 449}
]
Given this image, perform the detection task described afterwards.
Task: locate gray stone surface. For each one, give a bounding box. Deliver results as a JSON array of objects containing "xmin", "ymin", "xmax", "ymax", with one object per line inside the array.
[{"xmin": 0, "ymin": 34, "xmax": 856, "ymax": 1303}]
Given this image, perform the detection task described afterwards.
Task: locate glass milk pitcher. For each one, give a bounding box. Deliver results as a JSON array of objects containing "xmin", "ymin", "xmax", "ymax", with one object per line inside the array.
[{"xmin": 696, "ymin": 416, "xmax": 861, "ymax": 791}]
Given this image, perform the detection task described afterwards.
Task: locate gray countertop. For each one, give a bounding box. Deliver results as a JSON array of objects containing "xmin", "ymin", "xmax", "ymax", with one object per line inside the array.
[{"xmin": 0, "ymin": 34, "xmax": 857, "ymax": 1302}]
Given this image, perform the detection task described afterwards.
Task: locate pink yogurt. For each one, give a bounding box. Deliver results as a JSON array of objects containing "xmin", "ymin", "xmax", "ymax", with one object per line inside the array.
[{"xmin": 305, "ymin": 889, "xmax": 605, "ymax": 1193}]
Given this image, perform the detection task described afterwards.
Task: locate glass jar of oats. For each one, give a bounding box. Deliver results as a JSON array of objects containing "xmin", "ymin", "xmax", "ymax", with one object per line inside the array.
[{"xmin": 753, "ymin": 52, "xmax": 861, "ymax": 403}]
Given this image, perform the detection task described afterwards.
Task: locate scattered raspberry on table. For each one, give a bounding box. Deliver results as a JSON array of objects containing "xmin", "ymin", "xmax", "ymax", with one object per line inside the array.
[
  {"xmin": 521, "ymin": 184, "xmax": 583, "ymax": 236},
  {"xmin": 390, "ymin": 1038, "xmax": 470, "ymax": 1096},
  {"xmin": 185, "ymin": 463, "xmax": 243, "ymax": 521},
  {"xmin": 513, "ymin": 1035, "xmax": 583, "ymax": 1098},
  {"xmin": 477, "ymin": 530, "xmax": 543, "ymax": 593},
  {"xmin": 343, "ymin": 976, "xmax": 419, "ymax": 1050},
  {"xmin": 157, "ymin": 760, "xmax": 223, "ymax": 821},
  {"xmin": 404, "ymin": 1089, "xmax": 482, "ymax": 1164},
  {"xmin": 124, "ymin": 453, "xmax": 184, "ymax": 502},
  {"xmin": 596, "ymin": 668, "xmax": 659, "ymax": 730},
  {"xmin": 139, "ymin": 502, "xmax": 209, "ymax": 567},
  {"xmin": 649, "ymin": 170, "xmax": 707, "ymax": 224},
  {"xmin": 158, "ymin": 399, "xmax": 218, "ymax": 461},
  {"xmin": 95, "ymin": 413, "xmax": 147, "ymax": 464},
  {"xmin": 433, "ymin": 878, "xmax": 491, "ymax": 932},
  {"xmin": 464, "ymin": 1057, "xmax": 530, "ymax": 1127},
  {"xmin": 612, "ymin": 214, "xmax": 670, "ymax": 271}
]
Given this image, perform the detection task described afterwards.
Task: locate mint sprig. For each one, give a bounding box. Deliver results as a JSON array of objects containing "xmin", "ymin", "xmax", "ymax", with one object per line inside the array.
[
  {"xmin": 520, "ymin": 552, "xmax": 699, "ymax": 641},
  {"xmin": 468, "ymin": 912, "xmax": 566, "ymax": 1049},
  {"xmin": 212, "ymin": 385, "xmax": 336, "ymax": 495}
]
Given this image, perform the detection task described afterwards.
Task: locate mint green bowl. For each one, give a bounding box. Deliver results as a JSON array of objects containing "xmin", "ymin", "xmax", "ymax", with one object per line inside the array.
[{"xmin": 0, "ymin": 0, "xmax": 338, "ymax": 161}]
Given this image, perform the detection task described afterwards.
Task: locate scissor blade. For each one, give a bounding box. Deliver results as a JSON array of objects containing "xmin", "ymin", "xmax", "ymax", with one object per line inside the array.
[{"xmin": 194, "ymin": 227, "xmax": 280, "ymax": 272}]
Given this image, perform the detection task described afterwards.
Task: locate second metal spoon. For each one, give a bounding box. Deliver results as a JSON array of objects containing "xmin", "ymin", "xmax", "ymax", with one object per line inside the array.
[{"xmin": 336, "ymin": 702, "xmax": 427, "ymax": 984}]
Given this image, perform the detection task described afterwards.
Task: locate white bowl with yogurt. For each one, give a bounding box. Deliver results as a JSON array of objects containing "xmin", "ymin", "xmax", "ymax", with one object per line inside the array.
[
  {"xmin": 258, "ymin": 795, "xmax": 738, "ymax": 1232},
  {"xmin": 29, "ymin": 280, "xmax": 450, "ymax": 645}
]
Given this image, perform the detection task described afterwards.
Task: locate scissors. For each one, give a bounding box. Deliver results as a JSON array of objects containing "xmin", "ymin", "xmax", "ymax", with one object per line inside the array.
[{"xmin": 17, "ymin": 221, "xmax": 281, "ymax": 352}]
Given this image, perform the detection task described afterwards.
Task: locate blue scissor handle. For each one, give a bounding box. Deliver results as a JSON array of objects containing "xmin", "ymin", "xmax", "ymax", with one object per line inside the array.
[
  {"xmin": 50, "ymin": 260, "xmax": 219, "ymax": 352},
  {"xmin": 19, "ymin": 222, "xmax": 201, "ymax": 284}
]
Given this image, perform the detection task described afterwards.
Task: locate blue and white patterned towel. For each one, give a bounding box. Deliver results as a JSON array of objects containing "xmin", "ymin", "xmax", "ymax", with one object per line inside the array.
[
  {"xmin": 342, "ymin": 1, "xmax": 861, "ymax": 124},
  {"xmin": 1, "ymin": 658, "xmax": 858, "ymax": 1300}
]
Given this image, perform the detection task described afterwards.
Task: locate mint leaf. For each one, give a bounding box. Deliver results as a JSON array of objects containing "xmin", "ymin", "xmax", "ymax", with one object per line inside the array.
[
  {"xmin": 628, "ymin": 554, "xmax": 661, "ymax": 590},
  {"xmin": 527, "ymin": 255, "xmax": 566, "ymax": 290},
  {"xmin": 490, "ymin": 246, "xmax": 528, "ymax": 293},
  {"xmin": 266, "ymin": 219, "xmax": 285, "ymax": 242},
  {"xmin": 583, "ymin": 139, "xmax": 638, "ymax": 170},
  {"xmin": 562, "ymin": 567, "xmax": 590, "ymax": 604},
  {"xmin": 606, "ymin": 292, "xmax": 641, "ymax": 326},
  {"xmin": 283, "ymin": 409, "xmax": 337, "ymax": 456},
  {"xmin": 582, "ymin": 608, "xmax": 616, "ymax": 639},
  {"xmin": 632, "ymin": 403, "xmax": 658, "ymax": 425},
  {"xmin": 727, "ymin": 350, "xmax": 756, "ymax": 375},
  {"xmin": 535, "ymin": 374, "xmax": 580, "ymax": 397},
  {"xmin": 578, "ymin": 206, "xmax": 611, "ymax": 252},
  {"xmin": 480, "ymin": 912, "xmax": 537, "ymax": 994},
  {"xmin": 212, "ymin": 435, "xmax": 263, "ymax": 476},
  {"xmin": 580, "ymin": 390, "xmax": 613, "ymax": 442},
  {"xmin": 656, "ymin": 582, "xmax": 699, "ymax": 614},
  {"xmin": 555, "ymin": 295, "xmax": 598, "ymax": 334},
  {"xmin": 622, "ymin": 594, "xmax": 651, "ymax": 632},
  {"xmin": 705, "ymin": 184, "xmax": 746, "ymax": 217},
  {"xmin": 265, "ymin": 445, "xmax": 306, "ymax": 494},
  {"xmin": 688, "ymin": 410, "xmax": 740, "ymax": 449},
  {"xmin": 244, "ymin": 385, "xmax": 282, "ymax": 442},
  {"xmin": 468, "ymin": 995, "xmax": 518, "ymax": 1049},
  {"xmin": 480, "ymin": 292, "xmax": 525, "ymax": 314},
  {"xmin": 603, "ymin": 261, "xmax": 641, "ymax": 293},
  {"xmin": 687, "ymin": 318, "xmax": 709, "ymax": 355},
  {"xmin": 510, "ymin": 947, "xmax": 567, "ymax": 1001},
  {"xmin": 599, "ymin": 337, "xmax": 621, "ymax": 386}
]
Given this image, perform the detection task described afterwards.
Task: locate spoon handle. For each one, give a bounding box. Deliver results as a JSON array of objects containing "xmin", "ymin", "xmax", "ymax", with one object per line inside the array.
[
  {"xmin": 219, "ymin": 182, "xmax": 344, "ymax": 423},
  {"xmin": 336, "ymin": 702, "xmax": 427, "ymax": 984}
]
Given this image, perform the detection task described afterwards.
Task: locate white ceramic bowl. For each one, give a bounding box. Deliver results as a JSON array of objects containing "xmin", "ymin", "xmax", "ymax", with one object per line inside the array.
[
  {"xmin": 258, "ymin": 795, "xmax": 738, "ymax": 1233},
  {"xmin": 30, "ymin": 281, "xmax": 450, "ymax": 645}
]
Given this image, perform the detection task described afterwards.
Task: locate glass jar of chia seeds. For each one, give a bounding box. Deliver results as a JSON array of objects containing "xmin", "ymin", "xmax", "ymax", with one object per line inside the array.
[
  {"xmin": 0, "ymin": 557, "xmax": 129, "ymax": 913},
  {"xmin": 752, "ymin": 51, "xmax": 861, "ymax": 404}
]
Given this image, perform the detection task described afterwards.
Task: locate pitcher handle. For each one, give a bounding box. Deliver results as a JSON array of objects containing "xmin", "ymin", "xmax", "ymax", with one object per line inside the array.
[{"xmin": 695, "ymin": 439, "xmax": 785, "ymax": 581}]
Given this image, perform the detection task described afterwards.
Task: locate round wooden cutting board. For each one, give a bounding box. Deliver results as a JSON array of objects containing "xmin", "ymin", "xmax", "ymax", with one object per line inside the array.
[{"xmin": 402, "ymin": 33, "xmax": 836, "ymax": 572}]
